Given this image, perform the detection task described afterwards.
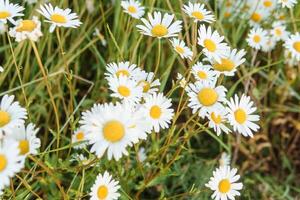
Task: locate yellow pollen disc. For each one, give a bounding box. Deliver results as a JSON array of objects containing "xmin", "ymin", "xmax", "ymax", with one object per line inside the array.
[
  {"xmin": 0, "ymin": 110, "xmax": 10, "ymax": 127},
  {"xmin": 293, "ymin": 41, "xmax": 300, "ymax": 53},
  {"xmin": 151, "ymin": 24, "xmax": 168, "ymax": 37},
  {"xmin": 211, "ymin": 112, "xmax": 222, "ymax": 124},
  {"xmin": 263, "ymin": 0, "xmax": 272, "ymax": 7},
  {"xmin": 275, "ymin": 28, "xmax": 282, "ymax": 36},
  {"xmin": 0, "ymin": 154, "xmax": 7, "ymax": 172},
  {"xmin": 279, "ymin": 15, "xmax": 285, "ymax": 20},
  {"xmin": 97, "ymin": 185, "xmax": 108, "ymax": 199},
  {"xmin": 118, "ymin": 86, "xmax": 131, "ymax": 97},
  {"xmin": 234, "ymin": 108, "xmax": 247, "ymax": 124},
  {"xmin": 175, "ymin": 46, "xmax": 185, "ymax": 54},
  {"xmin": 225, "ymin": 2, "xmax": 232, "ymax": 7},
  {"xmin": 116, "ymin": 69, "xmax": 130, "ymax": 77},
  {"xmin": 197, "ymin": 88, "xmax": 218, "ymax": 106},
  {"xmin": 203, "ymin": 39, "xmax": 216, "ymax": 52},
  {"xmin": 149, "ymin": 105, "xmax": 162, "ymax": 119},
  {"xmin": 51, "ymin": 14, "xmax": 67, "ymax": 23},
  {"xmin": 76, "ymin": 132, "xmax": 85, "ymax": 141},
  {"xmin": 213, "ymin": 58, "xmax": 235, "ymax": 72},
  {"xmin": 253, "ymin": 35, "xmax": 261, "ymax": 43},
  {"xmin": 251, "ymin": 13, "xmax": 262, "ymax": 22},
  {"xmin": 16, "ymin": 20, "xmax": 37, "ymax": 32},
  {"xmin": 127, "ymin": 6, "xmax": 137, "ymax": 13},
  {"xmin": 197, "ymin": 71, "xmax": 207, "ymax": 79},
  {"xmin": 224, "ymin": 12, "xmax": 231, "ymax": 18},
  {"xmin": 218, "ymin": 179, "xmax": 231, "ymax": 193},
  {"xmin": 103, "ymin": 120, "xmax": 125, "ymax": 142},
  {"xmin": 0, "ymin": 11, "xmax": 10, "ymax": 19},
  {"xmin": 191, "ymin": 11, "xmax": 204, "ymax": 20},
  {"xmin": 18, "ymin": 140, "xmax": 30, "ymax": 155},
  {"xmin": 138, "ymin": 80, "xmax": 151, "ymax": 93}
]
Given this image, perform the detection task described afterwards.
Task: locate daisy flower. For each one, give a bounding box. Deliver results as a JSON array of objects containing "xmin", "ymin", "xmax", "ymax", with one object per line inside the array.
[
  {"xmin": 226, "ymin": 94, "xmax": 260, "ymax": 137},
  {"xmin": 9, "ymin": 16, "xmax": 43, "ymax": 42},
  {"xmin": 271, "ymin": 22, "xmax": 289, "ymax": 41},
  {"xmin": 186, "ymin": 81, "xmax": 227, "ymax": 117},
  {"xmin": 8, "ymin": 123, "xmax": 40, "ymax": 157},
  {"xmin": 105, "ymin": 61, "xmax": 141, "ymax": 80},
  {"xmin": 246, "ymin": 27, "xmax": 268, "ymax": 50},
  {"xmin": 136, "ymin": 11, "xmax": 182, "ymax": 38},
  {"xmin": 284, "ymin": 49, "xmax": 299, "ymax": 67},
  {"xmin": 135, "ymin": 71, "xmax": 160, "ymax": 97},
  {"xmin": 262, "ymin": 37, "xmax": 277, "ymax": 53},
  {"xmin": 170, "ymin": 38, "xmax": 193, "ymax": 60},
  {"xmin": 191, "ymin": 62, "xmax": 217, "ymax": 84},
  {"xmin": 140, "ymin": 93, "xmax": 174, "ymax": 132},
  {"xmin": 176, "ymin": 73, "xmax": 187, "ymax": 88},
  {"xmin": 198, "ymin": 25, "xmax": 230, "ymax": 63},
  {"xmin": 72, "ymin": 128, "xmax": 88, "ymax": 149},
  {"xmin": 207, "ymin": 105, "xmax": 231, "ymax": 136},
  {"xmin": 248, "ymin": 7, "xmax": 269, "ymax": 27},
  {"xmin": 0, "ymin": 95, "xmax": 27, "ymax": 138},
  {"xmin": 0, "ymin": 139, "xmax": 24, "ymax": 191},
  {"xmin": 219, "ymin": 152, "xmax": 231, "ymax": 167},
  {"xmin": 38, "ymin": 3, "xmax": 82, "ymax": 32},
  {"xmin": 121, "ymin": 0, "xmax": 145, "ymax": 19},
  {"xmin": 107, "ymin": 75, "xmax": 143, "ymax": 105},
  {"xmin": 182, "ymin": 2, "xmax": 215, "ymax": 24},
  {"xmin": 284, "ymin": 32, "xmax": 300, "ymax": 61},
  {"xmin": 206, "ymin": 165, "xmax": 243, "ymax": 200},
  {"xmin": 90, "ymin": 171, "xmax": 120, "ymax": 200},
  {"xmin": 278, "ymin": 0, "xmax": 297, "ymax": 8},
  {"xmin": 0, "ymin": 0, "xmax": 24, "ymax": 24},
  {"xmin": 0, "ymin": 22, "xmax": 7, "ymax": 34},
  {"xmin": 260, "ymin": 0, "xmax": 277, "ymax": 10},
  {"xmin": 209, "ymin": 48, "xmax": 246, "ymax": 76}
]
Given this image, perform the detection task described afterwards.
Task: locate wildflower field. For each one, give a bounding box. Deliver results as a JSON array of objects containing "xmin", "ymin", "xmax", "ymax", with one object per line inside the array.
[{"xmin": 0, "ymin": 0, "xmax": 300, "ymax": 199}]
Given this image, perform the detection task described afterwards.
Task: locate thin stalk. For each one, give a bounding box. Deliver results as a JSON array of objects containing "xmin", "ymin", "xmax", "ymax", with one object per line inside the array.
[{"xmin": 154, "ymin": 39, "xmax": 161, "ymax": 75}]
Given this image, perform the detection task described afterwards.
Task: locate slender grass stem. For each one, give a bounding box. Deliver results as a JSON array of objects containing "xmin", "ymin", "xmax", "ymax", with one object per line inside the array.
[{"xmin": 154, "ymin": 39, "xmax": 161, "ymax": 75}]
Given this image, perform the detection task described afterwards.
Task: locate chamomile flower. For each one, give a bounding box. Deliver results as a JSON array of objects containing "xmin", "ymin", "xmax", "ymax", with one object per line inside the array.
[
  {"xmin": 209, "ymin": 49, "xmax": 246, "ymax": 76},
  {"xmin": 0, "ymin": 139, "xmax": 24, "ymax": 191},
  {"xmin": 8, "ymin": 123, "xmax": 40, "ymax": 157},
  {"xmin": 105, "ymin": 61, "xmax": 141, "ymax": 80},
  {"xmin": 0, "ymin": 0, "xmax": 24, "ymax": 24},
  {"xmin": 134, "ymin": 71, "xmax": 160, "ymax": 97},
  {"xmin": 206, "ymin": 165, "xmax": 243, "ymax": 200},
  {"xmin": 170, "ymin": 38, "xmax": 193, "ymax": 60},
  {"xmin": 182, "ymin": 2, "xmax": 215, "ymax": 24},
  {"xmin": 246, "ymin": 27, "xmax": 268, "ymax": 50},
  {"xmin": 278, "ymin": 0, "xmax": 297, "ymax": 8},
  {"xmin": 191, "ymin": 62, "xmax": 217, "ymax": 84},
  {"xmin": 260, "ymin": 0, "xmax": 277, "ymax": 10},
  {"xmin": 248, "ymin": 7, "xmax": 269, "ymax": 27},
  {"xmin": 227, "ymin": 94, "xmax": 260, "ymax": 137},
  {"xmin": 38, "ymin": 3, "xmax": 82, "ymax": 32},
  {"xmin": 186, "ymin": 81, "xmax": 227, "ymax": 117},
  {"xmin": 198, "ymin": 25, "xmax": 230, "ymax": 63},
  {"xmin": 0, "ymin": 95, "xmax": 27, "ymax": 138},
  {"xmin": 108, "ymin": 75, "xmax": 143, "ymax": 104},
  {"xmin": 80, "ymin": 103, "xmax": 148, "ymax": 160},
  {"xmin": 219, "ymin": 152, "xmax": 231, "ymax": 167},
  {"xmin": 9, "ymin": 16, "xmax": 43, "ymax": 42},
  {"xmin": 121, "ymin": 0, "xmax": 145, "ymax": 19},
  {"xmin": 136, "ymin": 11, "xmax": 182, "ymax": 38},
  {"xmin": 262, "ymin": 37, "xmax": 277, "ymax": 52},
  {"xmin": 207, "ymin": 105, "xmax": 231, "ymax": 136},
  {"xmin": 284, "ymin": 32, "xmax": 300, "ymax": 61},
  {"xmin": 90, "ymin": 171, "xmax": 120, "ymax": 200},
  {"xmin": 271, "ymin": 22, "xmax": 289, "ymax": 41},
  {"xmin": 176, "ymin": 73, "xmax": 187, "ymax": 88},
  {"xmin": 72, "ymin": 129, "xmax": 88, "ymax": 149},
  {"xmin": 0, "ymin": 22, "xmax": 7, "ymax": 34},
  {"xmin": 140, "ymin": 93, "xmax": 174, "ymax": 132},
  {"xmin": 284, "ymin": 49, "xmax": 299, "ymax": 67}
]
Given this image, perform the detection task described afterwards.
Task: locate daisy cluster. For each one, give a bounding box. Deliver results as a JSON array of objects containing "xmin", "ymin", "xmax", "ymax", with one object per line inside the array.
[{"xmin": 0, "ymin": 95, "xmax": 41, "ymax": 194}]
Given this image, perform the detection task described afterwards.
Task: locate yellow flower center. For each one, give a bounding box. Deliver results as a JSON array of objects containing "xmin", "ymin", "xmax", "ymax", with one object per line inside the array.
[
  {"xmin": 224, "ymin": 12, "xmax": 231, "ymax": 18},
  {"xmin": 116, "ymin": 69, "xmax": 130, "ymax": 77},
  {"xmin": 51, "ymin": 14, "xmax": 67, "ymax": 23},
  {"xmin": 127, "ymin": 6, "xmax": 137, "ymax": 13},
  {"xmin": 76, "ymin": 132, "xmax": 85, "ymax": 141},
  {"xmin": 16, "ymin": 20, "xmax": 37, "ymax": 32},
  {"xmin": 191, "ymin": 11, "xmax": 204, "ymax": 20},
  {"xmin": 0, "ymin": 154, "xmax": 7, "ymax": 172},
  {"xmin": 263, "ymin": 0, "xmax": 273, "ymax": 7},
  {"xmin": 211, "ymin": 112, "xmax": 222, "ymax": 124},
  {"xmin": 203, "ymin": 39, "xmax": 216, "ymax": 52},
  {"xmin": 213, "ymin": 58, "xmax": 235, "ymax": 72},
  {"xmin": 253, "ymin": 35, "xmax": 261, "ymax": 43},
  {"xmin": 197, "ymin": 71, "xmax": 207, "ymax": 79},
  {"xmin": 293, "ymin": 41, "xmax": 300, "ymax": 53},
  {"xmin": 197, "ymin": 88, "xmax": 218, "ymax": 106},
  {"xmin": 234, "ymin": 108, "xmax": 247, "ymax": 124},
  {"xmin": 18, "ymin": 140, "xmax": 30, "ymax": 155},
  {"xmin": 275, "ymin": 28, "xmax": 282, "ymax": 36},
  {"xmin": 0, "ymin": 11, "xmax": 10, "ymax": 19},
  {"xmin": 0, "ymin": 110, "xmax": 10, "ymax": 127},
  {"xmin": 103, "ymin": 120, "xmax": 125, "ymax": 142},
  {"xmin": 97, "ymin": 185, "xmax": 108, "ymax": 199},
  {"xmin": 118, "ymin": 86, "xmax": 131, "ymax": 97},
  {"xmin": 251, "ymin": 13, "xmax": 262, "ymax": 22},
  {"xmin": 138, "ymin": 80, "xmax": 151, "ymax": 93},
  {"xmin": 279, "ymin": 15, "xmax": 285, "ymax": 20},
  {"xmin": 175, "ymin": 46, "xmax": 185, "ymax": 54},
  {"xmin": 218, "ymin": 179, "xmax": 231, "ymax": 193},
  {"xmin": 149, "ymin": 105, "xmax": 162, "ymax": 119},
  {"xmin": 151, "ymin": 24, "xmax": 168, "ymax": 37}
]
